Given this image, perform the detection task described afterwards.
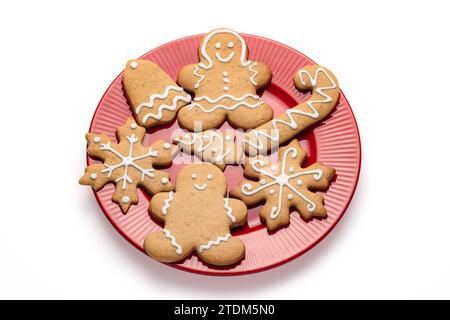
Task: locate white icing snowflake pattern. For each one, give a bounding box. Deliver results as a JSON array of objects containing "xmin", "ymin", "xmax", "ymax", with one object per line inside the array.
[{"xmin": 100, "ymin": 134, "xmax": 159, "ymax": 190}]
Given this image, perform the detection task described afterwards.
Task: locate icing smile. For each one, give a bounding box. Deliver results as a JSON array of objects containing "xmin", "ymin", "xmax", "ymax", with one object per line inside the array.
[
  {"xmin": 215, "ymin": 52, "xmax": 235, "ymax": 63},
  {"xmin": 194, "ymin": 183, "xmax": 208, "ymax": 191}
]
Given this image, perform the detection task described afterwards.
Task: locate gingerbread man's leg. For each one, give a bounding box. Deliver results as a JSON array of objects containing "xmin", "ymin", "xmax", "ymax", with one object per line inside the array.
[
  {"xmin": 178, "ymin": 105, "xmax": 227, "ymax": 131},
  {"xmin": 196, "ymin": 234, "xmax": 245, "ymax": 266},
  {"xmin": 227, "ymin": 100, "xmax": 273, "ymax": 129},
  {"xmin": 144, "ymin": 228, "xmax": 193, "ymax": 263}
]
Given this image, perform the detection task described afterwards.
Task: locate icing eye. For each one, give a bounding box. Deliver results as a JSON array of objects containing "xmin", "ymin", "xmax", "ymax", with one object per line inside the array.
[
  {"xmin": 227, "ymin": 41, "xmax": 234, "ymax": 48},
  {"xmin": 191, "ymin": 173, "xmax": 197, "ymax": 179},
  {"xmin": 215, "ymin": 42, "xmax": 221, "ymax": 49},
  {"xmin": 207, "ymin": 174, "xmax": 213, "ymax": 180}
]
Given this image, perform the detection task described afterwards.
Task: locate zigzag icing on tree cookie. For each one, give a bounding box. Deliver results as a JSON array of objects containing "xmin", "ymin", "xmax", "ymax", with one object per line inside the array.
[
  {"xmin": 243, "ymin": 65, "xmax": 340, "ymax": 155},
  {"xmin": 136, "ymin": 85, "xmax": 191, "ymax": 123},
  {"xmin": 122, "ymin": 60, "xmax": 191, "ymax": 128}
]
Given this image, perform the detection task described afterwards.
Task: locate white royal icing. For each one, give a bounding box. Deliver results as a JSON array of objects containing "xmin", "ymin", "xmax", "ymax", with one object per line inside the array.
[
  {"xmin": 187, "ymin": 100, "xmax": 263, "ymax": 113},
  {"xmin": 244, "ymin": 67, "xmax": 337, "ymax": 152},
  {"xmin": 163, "ymin": 229, "xmax": 182, "ymax": 255},
  {"xmin": 122, "ymin": 196, "xmax": 130, "ymax": 203},
  {"xmin": 93, "ymin": 136, "xmax": 101, "ymax": 143},
  {"xmin": 130, "ymin": 61, "xmax": 138, "ymax": 69},
  {"xmin": 194, "ymin": 183, "xmax": 207, "ymax": 191},
  {"xmin": 162, "ymin": 191, "xmax": 174, "ymax": 215},
  {"xmin": 216, "ymin": 52, "xmax": 235, "ymax": 63},
  {"xmin": 194, "ymin": 93, "xmax": 259, "ymax": 104},
  {"xmin": 248, "ymin": 62, "xmax": 258, "ymax": 86},
  {"xmin": 224, "ymin": 198, "xmax": 236, "ymax": 223},
  {"xmin": 99, "ymin": 134, "xmax": 158, "ymax": 190},
  {"xmin": 198, "ymin": 233, "xmax": 231, "ymax": 252},
  {"xmin": 161, "ymin": 177, "xmax": 169, "ymax": 185},
  {"xmin": 163, "ymin": 143, "xmax": 171, "ymax": 150},
  {"xmin": 135, "ymin": 85, "xmax": 191, "ymax": 123},
  {"xmin": 207, "ymin": 174, "xmax": 213, "ymax": 180},
  {"xmin": 193, "ymin": 66, "xmax": 205, "ymax": 89},
  {"xmin": 130, "ymin": 123, "xmax": 137, "ymax": 129},
  {"xmin": 90, "ymin": 173, "xmax": 97, "ymax": 180},
  {"xmin": 199, "ymin": 29, "xmax": 251, "ymax": 70},
  {"xmin": 241, "ymin": 147, "xmax": 323, "ymax": 219}
]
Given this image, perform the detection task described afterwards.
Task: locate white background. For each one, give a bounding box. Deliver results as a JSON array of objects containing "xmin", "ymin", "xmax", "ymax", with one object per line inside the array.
[{"xmin": 1, "ymin": 0, "xmax": 449, "ymax": 299}]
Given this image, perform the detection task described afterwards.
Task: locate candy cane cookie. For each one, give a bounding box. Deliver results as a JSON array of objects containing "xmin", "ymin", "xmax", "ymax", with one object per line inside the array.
[{"xmin": 243, "ymin": 65, "xmax": 340, "ymax": 155}]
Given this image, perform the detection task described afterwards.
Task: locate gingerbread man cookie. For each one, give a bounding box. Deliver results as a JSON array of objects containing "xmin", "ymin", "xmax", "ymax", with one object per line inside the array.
[
  {"xmin": 243, "ymin": 65, "xmax": 340, "ymax": 155},
  {"xmin": 177, "ymin": 28, "xmax": 273, "ymax": 131},
  {"xmin": 173, "ymin": 129, "xmax": 244, "ymax": 170},
  {"xmin": 122, "ymin": 60, "xmax": 191, "ymax": 128},
  {"xmin": 79, "ymin": 117, "xmax": 176, "ymax": 213},
  {"xmin": 231, "ymin": 140, "xmax": 335, "ymax": 231},
  {"xmin": 144, "ymin": 163, "xmax": 247, "ymax": 266}
]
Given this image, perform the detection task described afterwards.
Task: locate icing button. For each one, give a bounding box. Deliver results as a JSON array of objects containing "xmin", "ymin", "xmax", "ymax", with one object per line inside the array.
[{"xmin": 129, "ymin": 61, "xmax": 138, "ymax": 69}]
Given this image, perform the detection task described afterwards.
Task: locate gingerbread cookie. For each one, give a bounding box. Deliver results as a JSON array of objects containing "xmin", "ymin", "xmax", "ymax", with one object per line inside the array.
[
  {"xmin": 231, "ymin": 140, "xmax": 335, "ymax": 231},
  {"xmin": 243, "ymin": 65, "xmax": 340, "ymax": 155},
  {"xmin": 144, "ymin": 163, "xmax": 247, "ymax": 266},
  {"xmin": 173, "ymin": 130, "xmax": 244, "ymax": 170},
  {"xmin": 177, "ymin": 28, "xmax": 273, "ymax": 131},
  {"xmin": 122, "ymin": 59, "xmax": 191, "ymax": 128},
  {"xmin": 79, "ymin": 117, "xmax": 177, "ymax": 213}
]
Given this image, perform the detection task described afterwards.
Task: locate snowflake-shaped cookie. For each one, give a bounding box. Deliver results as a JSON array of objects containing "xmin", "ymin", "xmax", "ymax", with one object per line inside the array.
[
  {"xmin": 79, "ymin": 117, "xmax": 176, "ymax": 213},
  {"xmin": 231, "ymin": 139, "xmax": 335, "ymax": 231}
]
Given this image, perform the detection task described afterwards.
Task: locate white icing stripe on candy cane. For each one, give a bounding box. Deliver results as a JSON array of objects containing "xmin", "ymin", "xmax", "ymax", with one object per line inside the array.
[
  {"xmin": 224, "ymin": 198, "xmax": 236, "ymax": 223},
  {"xmin": 241, "ymin": 147, "xmax": 320, "ymax": 219},
  {"xmin": 162, "ymin": 229, "xmax": 182, "ymax": 255},
  {"xmin": 162, "ymin": 191, "xmax": 174, "ymax": 215},
  {"xmin": 193, "ymin": 66, "xmax": 205, "ymax": 89},
  {"xmin": 249, "ymin": 62, "xmax": 258, "ymax": 86},
  {"xmin": 99, "ymin": 134, "xmax": 158, "ymax": 190},
  {"xmin": 198, "ymin": 233, "xmax": 231, "ymax": 252},
  {"xmin": 194, "ymin": 93, "xmax": 259, "ymax": 104},
  {"xmin": 136, "ymin": 86, "xmax": 191, "ymax": 122},
  {"xmin": 244, "ymin": 67, "xmax": 337, "ymax": 151},
  {"xmin": 187, "ymin": 101, "xmax": 263, "ymax": 113},
  {"xmin": 199, "ymin": 29, "xmax": 251, "ymax": 69}
]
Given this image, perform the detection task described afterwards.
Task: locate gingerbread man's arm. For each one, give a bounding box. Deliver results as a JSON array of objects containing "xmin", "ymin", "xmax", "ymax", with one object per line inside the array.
[
  {"xmin": 224, "ymin": 198, "xmax": 247, "ymax": 228},
  {"xmin": 149, "ymin": 192, "xmax": 174, "ymax": 222},
  {"xmin": 177, "ymin": 64, "xmax": 200, "ymax": 93},
  {"xmin": 252, "ymin": 62, "xmax": 272, "ymax": 90}
]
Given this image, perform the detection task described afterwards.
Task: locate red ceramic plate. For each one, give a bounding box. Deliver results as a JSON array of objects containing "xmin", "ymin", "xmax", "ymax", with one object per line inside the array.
[{"xmin": 87, "ymin": 33, "xmax": 361, "ymax": 275}]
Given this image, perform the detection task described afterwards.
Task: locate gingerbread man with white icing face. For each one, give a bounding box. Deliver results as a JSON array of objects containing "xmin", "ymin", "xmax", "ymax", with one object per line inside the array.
[
  {"xmin": 144, "ymin": 163, "xmax": 247, "ymax": 266},
  {"xmin": 177, "ymin": 28, "xmax": 273, "ymax": 131}
]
